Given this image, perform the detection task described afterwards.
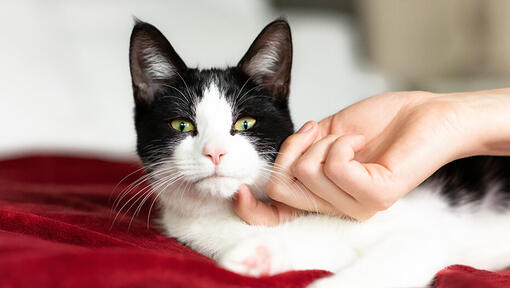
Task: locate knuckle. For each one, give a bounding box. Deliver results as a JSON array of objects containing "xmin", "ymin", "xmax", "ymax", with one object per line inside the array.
[
  {"xmin": 330, "ymin": 114, "xmax": 349, "ymax": 135},
  {"xmin": 293, "ymin": 160, "xmax": 316, "ymax": 179},
  {"xmin": 281, "ymin": 134, "xmax": 300, "ymax": 150},
  {"xmin": 323, "ymin": 134, "xmax": 341, "ymax": 145},
  {"xmin": 368, "ymin": 194, "xmax": 394, "ymax": 211},
  {"xmin": 323, "ymin": 160, "xmax": 341, "ymax": 180},
  {"xmin": 266, "ymin": 183, "xmax": 285, "ymax": 201}
]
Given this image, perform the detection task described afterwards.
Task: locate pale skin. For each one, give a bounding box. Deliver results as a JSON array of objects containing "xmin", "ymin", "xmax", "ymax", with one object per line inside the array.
[{"xmin": 233, "ymin": 88, "xmax": 510, "ymax": 226}]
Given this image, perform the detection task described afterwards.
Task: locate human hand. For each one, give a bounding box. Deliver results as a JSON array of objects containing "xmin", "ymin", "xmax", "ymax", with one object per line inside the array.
[{"xmin": 233, "ymin": 89, "xmax": 510, "ymax": 225}]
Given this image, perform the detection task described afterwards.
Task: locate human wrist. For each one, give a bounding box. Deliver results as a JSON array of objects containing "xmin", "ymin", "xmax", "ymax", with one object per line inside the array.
[
  {"xmin": 471, "ymin": 89, "xmax": 510, "ymax": 156},
  {"xmin": 442, "ymin": 89, "xmax": 510, "ymax": 157}
]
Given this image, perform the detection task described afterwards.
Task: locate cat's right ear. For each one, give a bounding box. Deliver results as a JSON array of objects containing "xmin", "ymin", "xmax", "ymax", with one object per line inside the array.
[
  {"xmin": 238, "ymin": 19, "xmax": 292, "ymax": 103},
  {"xmin": 129, "ymin": 20, "xmax": 187, "ymax": 105}
]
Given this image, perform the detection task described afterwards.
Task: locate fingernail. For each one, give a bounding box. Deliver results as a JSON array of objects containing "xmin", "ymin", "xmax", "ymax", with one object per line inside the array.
[
  {"xmin": 298, "ymin": 121, "xmax": 314, "ymax": 133},
  {"xmin": 232, "ymin": 192, "xmax": 239, "ymax": 201}
]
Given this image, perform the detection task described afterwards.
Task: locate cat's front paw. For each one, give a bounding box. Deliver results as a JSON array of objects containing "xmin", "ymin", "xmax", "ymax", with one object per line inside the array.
[{"xmin": 218, "ymin": 237, "xmax": 292, "ymax": 277}]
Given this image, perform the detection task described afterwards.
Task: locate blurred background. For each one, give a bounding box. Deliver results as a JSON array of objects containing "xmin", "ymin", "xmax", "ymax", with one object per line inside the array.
[{"xmin": 1, "ymin": 0, "xmax": 509, "ymax": 159}]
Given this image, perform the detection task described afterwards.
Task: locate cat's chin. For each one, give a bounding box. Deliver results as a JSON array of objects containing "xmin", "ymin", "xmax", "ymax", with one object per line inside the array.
[{"xmin": 193, "ymin": 176, "xmax": 242, "ymax": 198}]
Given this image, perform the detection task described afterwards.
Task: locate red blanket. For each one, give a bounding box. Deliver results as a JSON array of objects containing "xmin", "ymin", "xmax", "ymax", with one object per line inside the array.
[{"xmin": 1, "ymin": 155, "xmax": 509, "ymax": 288}]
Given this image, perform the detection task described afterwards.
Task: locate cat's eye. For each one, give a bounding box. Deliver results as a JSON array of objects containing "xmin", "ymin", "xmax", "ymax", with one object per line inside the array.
[
  {"xmin": 170, "ymin": 119, "xmax": 195, "ymax": 133},
  {"xmin": 234, "ymin": 117, "xmax": 256, "ymax": 131}
]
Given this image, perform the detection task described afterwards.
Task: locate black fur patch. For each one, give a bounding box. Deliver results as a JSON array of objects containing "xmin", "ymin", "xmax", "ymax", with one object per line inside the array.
[{"xmin": 426, "ymin": 156, "xmax": 510, "ymax": 207}]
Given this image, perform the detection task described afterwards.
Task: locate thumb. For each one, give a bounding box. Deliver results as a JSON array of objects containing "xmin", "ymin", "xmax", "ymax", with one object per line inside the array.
[{"xmin": 233, "ymin": 185, "xmax": 299, "ymax": 226}]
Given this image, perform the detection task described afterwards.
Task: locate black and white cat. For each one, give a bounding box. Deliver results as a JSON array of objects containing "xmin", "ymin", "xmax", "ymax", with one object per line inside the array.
[{"xmin": 128, "ymin": 19, "xmax": 510, "ymax": 287}]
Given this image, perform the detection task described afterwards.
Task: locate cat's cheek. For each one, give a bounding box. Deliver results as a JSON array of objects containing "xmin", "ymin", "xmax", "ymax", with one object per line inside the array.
[{"xmin": 224, "ymin": 135, "xmax": 267, "ymax": 177}]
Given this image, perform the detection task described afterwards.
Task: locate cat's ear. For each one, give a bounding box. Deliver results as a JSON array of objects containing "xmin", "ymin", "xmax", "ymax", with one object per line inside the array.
[
  {"xmin": 238, "ymin": 19, "xmax": 293, "ymax": 102},
  {"xmin": 129, "ymin": 20, "xmax": 187, "ymax": 105}
]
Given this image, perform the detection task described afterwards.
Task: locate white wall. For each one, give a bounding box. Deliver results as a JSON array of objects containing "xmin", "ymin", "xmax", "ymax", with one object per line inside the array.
[{"xmin": 0, "ymin": 0, "xmax": 388, "ymax": 158}]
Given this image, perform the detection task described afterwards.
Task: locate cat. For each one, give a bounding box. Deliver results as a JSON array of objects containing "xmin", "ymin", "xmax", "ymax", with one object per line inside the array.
[{"xmin": 128, "ymin": 18, "xmax": 510, "ymax": 287}]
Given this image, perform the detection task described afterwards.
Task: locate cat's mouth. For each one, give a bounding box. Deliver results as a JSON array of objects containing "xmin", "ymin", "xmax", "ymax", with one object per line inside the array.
[{"xmin": 193, "ymin": 174, "xmax": 236, "ymax": 185}]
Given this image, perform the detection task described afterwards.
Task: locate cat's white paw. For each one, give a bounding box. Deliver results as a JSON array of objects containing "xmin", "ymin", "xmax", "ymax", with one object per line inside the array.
[{"xmin": 218, "ymin": 237, "xmax": 292, "ymax": 277}]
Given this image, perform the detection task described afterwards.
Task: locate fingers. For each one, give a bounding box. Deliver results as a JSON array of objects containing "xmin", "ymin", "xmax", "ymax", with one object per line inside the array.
[
  {"xmin": 324, "ymin": 135, "xmax": 395, "ymax": 211},
  {"xmin": 274, "ymin": 121, "xmax": 319, "ymax": 168},
  {"xmin": 318, "ymin": 116, "xmax": 332, "ymax": 139},
  {"xmin": 267, "ymin": 174, "xmax": 337, "ymax": 213},
  {"xmin": 233, "ymin": 185, "xmax": 301, "ymax": 226},
  {"xmin": 292, "ymin": 135, "xmax": 372, "ymax": 219},
  {"xmin": 323, "ymin": 134, "xmax": 369, "ymax": 194},
  {"xmin": 267, "ymin": 121, "xmax": 336, "ymax": 213},
  {"xmin": 235, "ymin": 125, "xmax": 392, "ymax": 225}
]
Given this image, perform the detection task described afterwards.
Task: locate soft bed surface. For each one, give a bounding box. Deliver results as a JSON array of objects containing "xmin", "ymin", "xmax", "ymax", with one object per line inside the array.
[{"xmin": 0, "ymin": 155, "xmax": 509, "ymax": 288}]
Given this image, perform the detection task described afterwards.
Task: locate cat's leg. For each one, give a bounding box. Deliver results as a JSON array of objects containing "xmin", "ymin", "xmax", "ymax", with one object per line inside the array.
[
  {"xmin": 162, "ymin": 208, "xmax": 346, "ymax": 276},
  {"xmin": 162, "ymin": 208, "xmax": 305, "ymax": 276},
  {"xmin": 218, "ymin": 216, "xmax": 359, "ymax": 277},
  {"xmin": 308, "ymin": 235, "xmax": 449, "ymax": 288}
]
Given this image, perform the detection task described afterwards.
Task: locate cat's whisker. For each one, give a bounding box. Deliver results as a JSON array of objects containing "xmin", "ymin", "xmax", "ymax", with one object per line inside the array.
[
  {"xmin": 133, "ymin": 174, "xmax": 179, "ymax": 219},
  {"xmin": 111, "ymin": 158, "xmax": 170, "ymax": 204},
  {"xmin": 112, "ymin": 173, "xmax": 181, "ymax": 229},
  {"xmin": 153, "ymin": 178, "xmax": 192, "ymax": 229},
  {"xmin": 112, "ymin": 173, "xmax": 154, "ymax": 216},
  {"xmin": 174, "ymin": 71, "xmax": 195, "ymax": 105},
  {"xmin": 237, "ymin": 93, "xmax": 273, "ymax": 107},
  {"xmin": 160, "ymin": 84, "xmax": 190, "ymax": 105},
  {"xmin": 112, "ymin": 163, "xmax": 179, "ymax": 214},
  {"xmin": 159, "ymin": 94, "xmax": 191, "ymax": 108},
  {"xmin": 131, "ymin": 174, "xmax": 186, "ymax": 229},
  {"xmin": 110, "ymin": 164, "xmax": 149, "ymax": 203},
  {"xmin": 112, "ymin": 175, "xmax": 169, "ymax": 225},
  {"xmin": 235, "ymin": 84, "xmax": 261, "ymax": 105},
  {"xmin": 259, "ymin": 164, "xmax": 322, "ymax": 214},
  {"xmin": 140, "ymin": 171, "xmax": 186, "ymax": 227},
  {"xmin": 235, "ymin": 75, "xmax": 253, "ymax": 100},
  {"xmin": 126, "ymin": 173, "xmax": 185, "ymax": 229}
]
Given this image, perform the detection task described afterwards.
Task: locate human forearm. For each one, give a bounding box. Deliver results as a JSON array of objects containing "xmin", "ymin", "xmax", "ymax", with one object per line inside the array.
[{"xmin": 439, "ymin": 88, "xmax": 510, "ymax": 157}]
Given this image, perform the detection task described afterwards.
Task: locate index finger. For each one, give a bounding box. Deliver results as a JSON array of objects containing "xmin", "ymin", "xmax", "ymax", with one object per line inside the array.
[
  {"xmin": 274, "ymin": 121, "xmax": 321, "ymax": 168},
  {"xmin": 267, "ymin": 121, "xmax": 335, "ymax": 213}
]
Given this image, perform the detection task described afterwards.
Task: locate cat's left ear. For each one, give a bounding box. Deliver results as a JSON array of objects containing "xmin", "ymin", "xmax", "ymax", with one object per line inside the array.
[
  {"xmin": 238, "ymin": 19, "xmax": 292, "ymax": 103},
  {"xmin": 129, "ymin": 20, "xmax": 187, "ymax": 105}
]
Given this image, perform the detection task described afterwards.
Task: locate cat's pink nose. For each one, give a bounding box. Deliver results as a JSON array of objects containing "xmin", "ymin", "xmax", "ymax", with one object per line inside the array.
[{"xmin": 203, "ymin": 146, "xmax": 227, "ymax": 165}]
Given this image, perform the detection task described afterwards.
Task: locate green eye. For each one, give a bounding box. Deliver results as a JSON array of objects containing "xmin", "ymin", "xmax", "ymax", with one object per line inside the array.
[
  {"xmin": 234, "ymin": 117, "xmax": 256, "ymax": 131},
  {"xmin": 170, "ymin": 119, "xmax": 195, "ymax": 133}
]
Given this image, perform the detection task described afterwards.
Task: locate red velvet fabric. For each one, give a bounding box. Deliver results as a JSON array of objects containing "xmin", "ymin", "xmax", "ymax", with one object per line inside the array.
[{"xmin": 1, "ymin": 155, "xmax": 509, "ymax": 287}]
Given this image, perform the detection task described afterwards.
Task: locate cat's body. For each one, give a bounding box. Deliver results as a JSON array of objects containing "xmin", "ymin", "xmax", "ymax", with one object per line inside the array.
[
  {"xmin": 128, "ymin": 19, "xmax": 510, "ymax": 287},
  {"xmin": 160, "ymin": 181, "xmax": 510, "ymax": 287}
]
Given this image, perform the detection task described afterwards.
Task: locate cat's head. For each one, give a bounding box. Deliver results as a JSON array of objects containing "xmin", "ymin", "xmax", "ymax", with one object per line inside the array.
[{"xmin": 129, "ymin": 19, "xmax": 294, "ymax": 203}]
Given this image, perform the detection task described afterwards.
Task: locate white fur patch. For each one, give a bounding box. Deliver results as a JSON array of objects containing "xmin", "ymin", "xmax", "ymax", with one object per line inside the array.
[
  {"xmin": 143, "ymin": 46, "xmax": 174, "ymax": 79},
  {"xmin": 247, "ymin": 40, "xmax": 280, "ymax": 76}
]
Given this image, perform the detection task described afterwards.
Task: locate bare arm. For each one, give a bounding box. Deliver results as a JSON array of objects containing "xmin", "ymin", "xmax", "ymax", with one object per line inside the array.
[{"xmin": 233, "ymin": 89, "xmax": 510, "ymax": 225}]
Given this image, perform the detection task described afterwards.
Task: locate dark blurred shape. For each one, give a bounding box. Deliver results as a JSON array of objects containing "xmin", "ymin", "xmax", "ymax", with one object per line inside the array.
[{"xmin": 272, "ymin": 0, "xmax": 355, "ymax": 14}]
